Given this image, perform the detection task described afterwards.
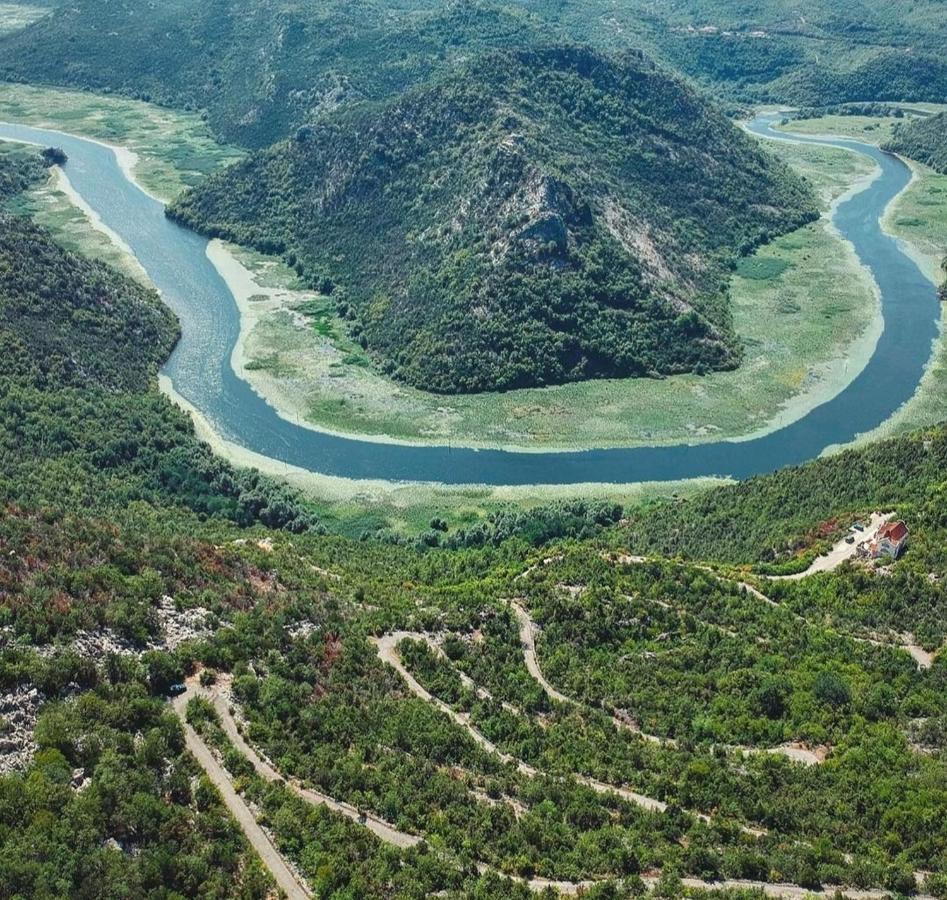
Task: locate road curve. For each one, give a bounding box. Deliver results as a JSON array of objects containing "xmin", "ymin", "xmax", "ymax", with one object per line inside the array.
[
  {"xmin": 509, "ymin": 598, "xmax": 826, "ymax": 766},
  {"xmin": 176, "ymin": 672, "xmax": 933, "ymax": 898},
  {"xmin": 194, "ymin": 681, "xmax": 422, "ymax": 849}
]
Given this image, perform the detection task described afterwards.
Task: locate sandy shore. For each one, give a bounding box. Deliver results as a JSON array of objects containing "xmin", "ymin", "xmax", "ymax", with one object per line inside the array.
[{"xmin": 51, "ymin": 167, "xmax": 151, "ymax": 282}]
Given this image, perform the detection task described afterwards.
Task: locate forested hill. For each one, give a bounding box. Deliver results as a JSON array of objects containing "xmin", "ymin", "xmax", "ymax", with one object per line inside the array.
[
  {"xmin": 885, "ymin": 113, "xmax": 947, "ymax": 175},
  {"xmin": 3, "ymin": 0, "xmax": 947, "ymax": 146},
  {"xmin": 169, "ymin": 46, "xmax": 816, "ymax": 393},
  {"xmin": 0, "ymin": 148, "xmax": 320, "ymax": 530},
  {"xmin": 0, "ymin": 0, "xmax": 544, "ymax": 148}
]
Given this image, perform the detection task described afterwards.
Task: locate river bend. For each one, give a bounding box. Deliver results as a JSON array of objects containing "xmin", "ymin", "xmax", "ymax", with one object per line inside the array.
[{"xmin": 0, "ymin": 117, "xmax": 938, "ymax": 485}]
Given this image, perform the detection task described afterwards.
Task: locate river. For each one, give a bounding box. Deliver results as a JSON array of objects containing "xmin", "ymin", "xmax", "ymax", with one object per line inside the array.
[{"xmin": 0, "ymin": 116, "xmax": 938, "ymax": 485}]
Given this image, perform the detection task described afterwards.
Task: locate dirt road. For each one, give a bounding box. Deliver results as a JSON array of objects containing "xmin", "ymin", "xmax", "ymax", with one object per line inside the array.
[{"xmin": 172, "ymin": 692, "xmax": 312, "ymax": 899}]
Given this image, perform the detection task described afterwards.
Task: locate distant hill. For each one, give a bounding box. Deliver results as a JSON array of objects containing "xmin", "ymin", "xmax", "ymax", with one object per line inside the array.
[
  {"xmin": 3, "ymin": 0, "xmax": 947, "ymax": 149},
  {"xmin": 169, "ymin": 46, "xmax": 817, "ymax": 394},
  {"xmin": 0, "ymin": 0, "xmax": 543, "ymax": 148},
  {"xmin": 772, "ymin": 52, "xmax": 947, "ymax": 110},
  {"xmin": 885, "ymin": 113, "xmax": 947, "ymax": 175},
  {"xmin": 561, "ymin": 1, "xmax": 947, "ymax": 108}
]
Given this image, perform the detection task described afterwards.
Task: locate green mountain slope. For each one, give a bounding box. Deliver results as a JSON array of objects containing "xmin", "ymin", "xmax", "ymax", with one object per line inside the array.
[
  {"xmin": 0, "ymin": 0, "xmax": 543, "ymax": 148},
  {"xmin": 169, "ymin": 46, "xmax": 817, "ymax": 393},
  {"xmin": 3, "ymin": 0, "xmax": 946, "ymax": 143},
  {"xmin": 3, "ymin": 140, "xmax": 947, "ymax": 898},
  {"xmin": 886, "ymin": 113, "xmax": 947, "ymax": 175},
  {"xmin": 0, "ymin": 148, "xmax": 320, "ymax": 529}
]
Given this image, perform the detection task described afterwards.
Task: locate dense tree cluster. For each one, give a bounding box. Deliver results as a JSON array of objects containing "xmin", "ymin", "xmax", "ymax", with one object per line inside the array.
[
  {"xmin": 885, "ymin": 112, "xmax": 947, "ymax": 175},
  {"xmin": 0, "ymin": 146, "xmax": 43, "ymax": 201},
  {"xmin": 0, "ymin": 665, "xmax": 272, "ymax": 896}
]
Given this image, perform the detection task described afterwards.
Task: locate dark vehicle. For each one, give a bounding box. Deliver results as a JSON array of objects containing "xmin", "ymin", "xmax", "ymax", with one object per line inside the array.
[
  {"xmin": 853, "ymin": 523, "xmax": 865, "ymax": 531},
  {"xmin": 845, "ymin": 535, "xmax": 856, "ymax": 544},
  {"xmin": 168, "ymin": 683, "xmax": 187, "ymax": 697}
]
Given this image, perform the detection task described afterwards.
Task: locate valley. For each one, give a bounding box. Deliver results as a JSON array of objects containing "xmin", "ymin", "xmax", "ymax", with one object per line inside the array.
[
  {"xmin": 0, "ymin": 111, "xmax": 938, "ymax": 490},
  {"xmin": 2, "ymin": 4, "xmax": 947, "ymax": 897}
]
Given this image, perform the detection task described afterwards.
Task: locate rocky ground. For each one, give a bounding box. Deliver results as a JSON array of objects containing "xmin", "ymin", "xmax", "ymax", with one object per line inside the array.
[{"xmin": 0, "ymin": 595, "xmax": 217, "ymax": 772}]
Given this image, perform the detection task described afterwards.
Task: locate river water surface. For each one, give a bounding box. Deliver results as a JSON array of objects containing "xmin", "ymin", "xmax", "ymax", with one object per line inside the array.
[{"xmin": 0, "ymin": 116, "xmax": 938, "ymax": 485}]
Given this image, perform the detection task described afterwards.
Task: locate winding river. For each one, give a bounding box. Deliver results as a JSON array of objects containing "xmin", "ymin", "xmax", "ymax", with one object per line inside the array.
[{"xmin": 0, "ymin": 116, "xmax": 939, "ymax": 485}]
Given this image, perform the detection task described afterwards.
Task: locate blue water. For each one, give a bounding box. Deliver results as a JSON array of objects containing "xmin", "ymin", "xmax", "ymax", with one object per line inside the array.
[{"xmin": 0, "ymin": 117, "xmax": 938, "ymax": 485}]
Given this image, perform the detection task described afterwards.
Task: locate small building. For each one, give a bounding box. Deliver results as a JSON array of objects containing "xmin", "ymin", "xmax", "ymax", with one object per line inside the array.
[{"xmin": 870, "ymin": 521, "xmax": 908, "ymax": 559}]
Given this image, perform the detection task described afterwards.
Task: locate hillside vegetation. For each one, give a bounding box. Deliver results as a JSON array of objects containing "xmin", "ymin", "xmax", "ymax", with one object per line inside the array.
[
  {"xmin": 0, "ymin": 148, "xmax": 320, "ymax": 530},
  {"xmin": 0, "ymin": 0, "xmax": 544, "ymax": 148},
  {"xmin": 170, "ymin": 46, "xmax": 816, "ymax": 393},
  {"xmin": 3, "ymin": 140, "xmax": 947, "ymax": 897},
  {"xmin": 2, "ymin": 0, "xmax": 947, "ymax": 144},
  {"xmin": 886, "ymin": 113, "xmax": 947, "ymax": 175}
]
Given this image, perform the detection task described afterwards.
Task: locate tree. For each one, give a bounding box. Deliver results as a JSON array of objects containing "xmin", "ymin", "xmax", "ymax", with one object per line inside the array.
[
  {"xmin": 813, "ymin": 671, "xmax": 851, "ymax": 709},
  {"xmin": 41, "ymin": 147, "xmax": 68, "ymax": 166}
]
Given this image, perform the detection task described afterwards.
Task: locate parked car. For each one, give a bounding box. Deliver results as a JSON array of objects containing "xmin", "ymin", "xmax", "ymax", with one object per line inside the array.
[
  {"xmin": 168, "ymin": 683, "xmax": 187, "ymax": 697},
  {"xmin": 845, "ymin": 536, "xmax": 855, "ymax": 544}
]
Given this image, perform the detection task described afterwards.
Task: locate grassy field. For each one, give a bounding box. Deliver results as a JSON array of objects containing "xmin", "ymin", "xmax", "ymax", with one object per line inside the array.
[
  {"xmin": 0, "ymin": 3, "xmax": 46, "ymax": 35},
  {"xmin": 234, "ymin": 137, "xmax": 881, "ymax": 451},
  {"xmin": 0, "ymin": 83, "xmax": 242, "ymax": 200},
  {"xmin": 777, "ymin": 114, "xmax": 902, "ymax": 144},
  {"xmin": 309, "ymin": 477, "xmax": 724, "ymax": 539},
  {"xmin": 776, "ymin": 105, "xmax": 947, "ymax": 146}
]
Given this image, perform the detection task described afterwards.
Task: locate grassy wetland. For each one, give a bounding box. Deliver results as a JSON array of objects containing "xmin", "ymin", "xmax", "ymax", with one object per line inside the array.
[
  {"xmin": 774, "ymin": 110, "xmax": 947, "ymax": 448},
  {"xmin": 0, "ymin": 82, "xmax": 241, "ymax": 200}
]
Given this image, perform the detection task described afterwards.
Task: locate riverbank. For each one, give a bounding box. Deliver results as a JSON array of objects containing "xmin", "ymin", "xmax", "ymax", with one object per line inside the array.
[
  {"xmin": 158, "ymin": 375, "xmax": 724, "ymax": 534},
  {"xmin": 218, "ymin": 136, "xmax": 886, "ymax": 453},
  {"xmin": 0, "ymin": 82, "xmax": 241, "ymax": 200},
  {"xmin": 841, "ymin": 156, "xmax": 947, "ymax": 448}
]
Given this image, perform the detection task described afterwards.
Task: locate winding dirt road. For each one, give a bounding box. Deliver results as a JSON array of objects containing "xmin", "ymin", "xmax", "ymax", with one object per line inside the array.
[
  {"xmin": 372, "ymin": 632, "xmax": 671, "ymax": 813},
  {"xmin": 509, "ymin": 600, "xmax": 825, "ymax": 766},
  {"xmin": 767, "ymin": 512, "xmax": 892, "ymax": 581},
  {"xmin": 172, "ymin": 690, "xmax": 312, "ymax": 900},
  {"xmin": 175, "ymin": 673, "xmax": 933, "ymax": 899}
]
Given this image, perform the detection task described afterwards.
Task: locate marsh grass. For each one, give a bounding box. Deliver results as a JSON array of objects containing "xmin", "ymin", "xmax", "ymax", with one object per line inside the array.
[{"xmin": 0, "ymin": 83, "xmax": 242, "ymax": 200}]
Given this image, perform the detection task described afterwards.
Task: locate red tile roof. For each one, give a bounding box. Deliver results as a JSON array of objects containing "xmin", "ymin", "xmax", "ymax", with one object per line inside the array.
[{"xmin": 878, "ymin": 521, "xmax": 908, "ymax": 542}]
